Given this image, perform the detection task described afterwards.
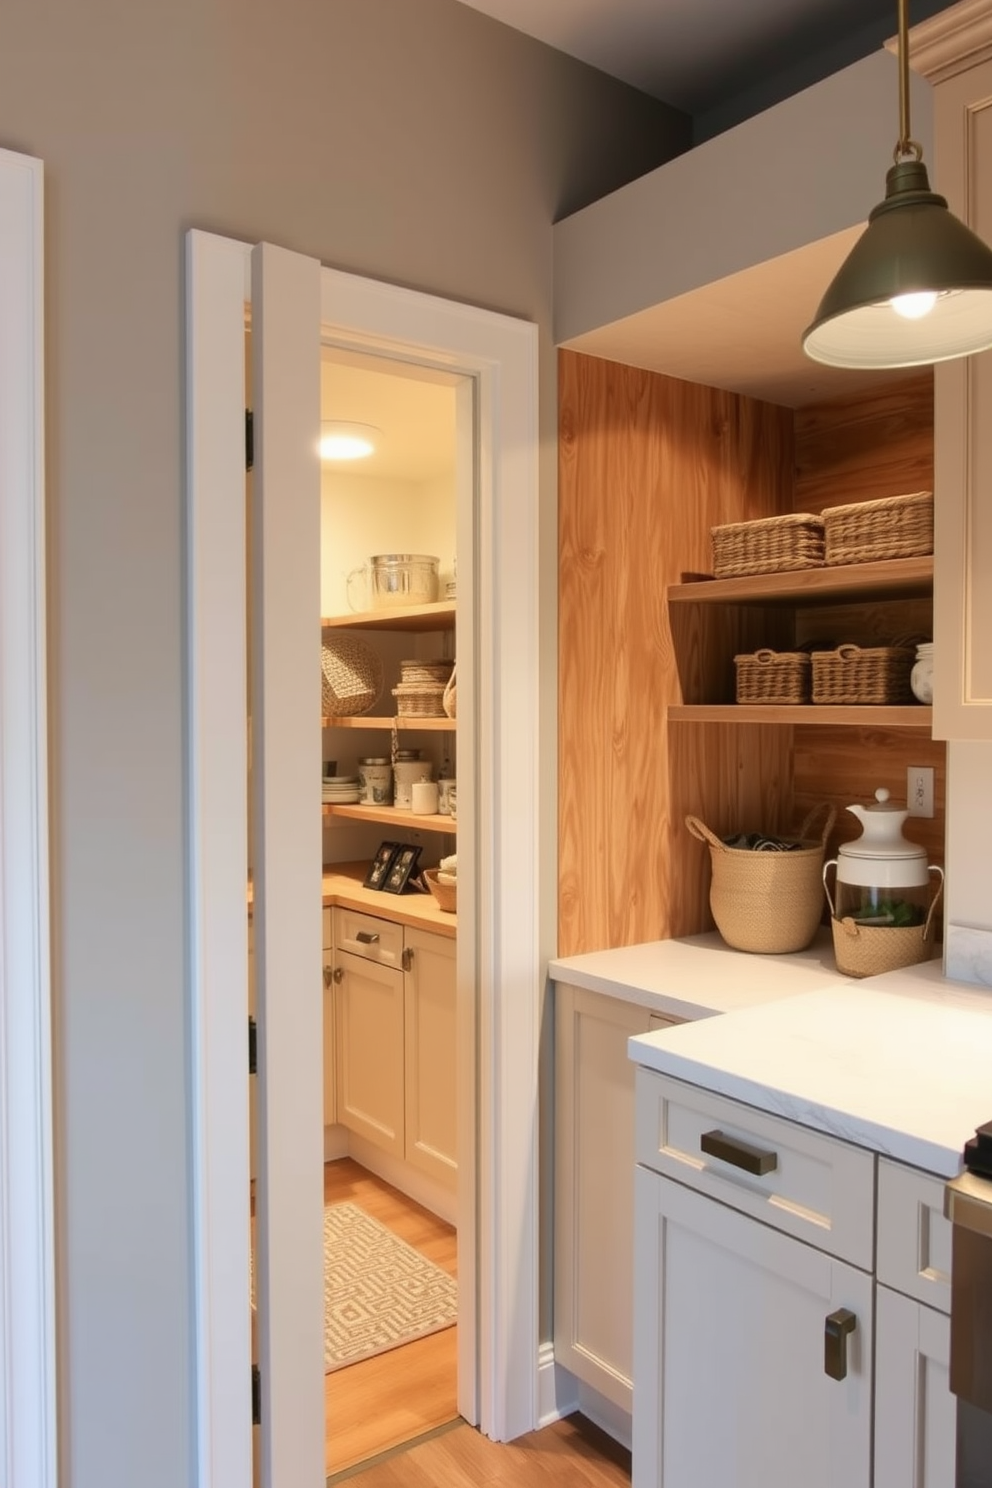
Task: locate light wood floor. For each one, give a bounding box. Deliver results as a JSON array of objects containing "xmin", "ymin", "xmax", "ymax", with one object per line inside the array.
[
  {"xmin": 335, "ymin": 1414, "xmax": 632, "ymax": 1486},
  {"xmin": 324, "ymin": 1159, "xmax": 459, "ymax": 1477}
]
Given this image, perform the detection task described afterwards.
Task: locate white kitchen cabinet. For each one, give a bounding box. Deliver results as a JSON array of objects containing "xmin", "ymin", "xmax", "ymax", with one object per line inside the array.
[
  {"xmin": 332, "ymin": 908, "xmax": 457, "ymax": 1187},
  {"xmin": 554, "ymin": 983, "xmax": 681, "ymax": 1413},
  {"xmin": 915, "ymin": 22, "xmax": 992, "ymax": 738},
  {"xmin": 632, "ymin": 1162, "xmax": 873, "ymax": 1488},
  {"xmin": 874, "ymin": 1283, "xmax": 954, "ymax": 1488},
  {"xmin": 403, "ymin": 926, "xmax": 457, "ymax": 1189},
  {"xmin": 334, "ymin": 946, "xmax": 405, "ymax": 1158}
]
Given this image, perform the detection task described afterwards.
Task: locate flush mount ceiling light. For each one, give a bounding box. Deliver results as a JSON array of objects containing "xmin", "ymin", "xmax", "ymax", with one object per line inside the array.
[
  {"xmin": 802, "ymin": 0, "xmax": 992, "ymax": 369},
  {"xmin": 319, "ymin": 421, "xmax": 381, "ymax": 461}
]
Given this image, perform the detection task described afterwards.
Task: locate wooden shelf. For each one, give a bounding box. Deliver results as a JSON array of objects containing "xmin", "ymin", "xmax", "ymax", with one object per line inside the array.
[
  {"xmin": 321, "ymin": 600, "xmax": 456, "ymax": 633},
  {"xmin": 322, "ymin": 715, "xmax": 454, "ymax": 731},
  {"xmin": 668, "ymin": 704, "xmax": 933, "ymax": 728},
  {"xmin": 323, "ymin": 803, "xmax": 456, "ymax": 835},
  {"xmin": 668, "ymin": 556, "xmax": 933, "ymax": 607}
]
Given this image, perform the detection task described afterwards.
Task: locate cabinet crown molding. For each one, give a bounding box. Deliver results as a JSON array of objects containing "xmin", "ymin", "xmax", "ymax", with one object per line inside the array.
[{"xmin": 890, "ymin": 0, "xmax": 992, "ymax": 83}]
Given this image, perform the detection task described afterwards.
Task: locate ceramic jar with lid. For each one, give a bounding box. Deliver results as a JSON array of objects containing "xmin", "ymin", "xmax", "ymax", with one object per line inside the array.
[
  {"xmin": 357, "ymin": 756, "xmax": 392, "ymax": 805},
  {"xmin": 911, "ymin": 642, "xmax": 934, "ymax": 705}
]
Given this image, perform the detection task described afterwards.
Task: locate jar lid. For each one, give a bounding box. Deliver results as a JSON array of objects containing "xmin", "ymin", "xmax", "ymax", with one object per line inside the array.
[
  {"xmin": 839, "ymin": 788, "xmax": 927, "ymax": 864},
  {"xmin": 395, "ymin": 749, "xmax": 421, "ymax": 760},
  {"xmin": 359, "ymin": 756, "xmax": 390, "ymax": 765}
]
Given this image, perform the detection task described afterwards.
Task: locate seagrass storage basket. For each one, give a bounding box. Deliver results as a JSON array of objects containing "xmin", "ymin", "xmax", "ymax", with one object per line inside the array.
[
  {"xmin": 822, "ymin": 490, "xmax": 933, "ymax": 566},
  {"xmin": 824, "ymin": 866, "xmax": 943, "ymax": 979},
  {"xmin": 811, "ymin": 643, "xmax": 916, "ymax": 706},
  {"xmin": 391, "ymin": 656, "xmax": 454, "ymax": 717},
  {"xmin": 711, "ymin": 512, "xmax": 825, "ymax": 579},
  {"xmin": 685, "ymin": 806, "xmax": 835, "ymax": 954},
  {"xmin": 422, "ymin": 867, "xmax": 456, "ymax": 913},
  {"xmin": 734, "ymin": 648, "xmax": 811, "ymax": 705},
  {"xmin": 321, "ymin": 635, "xmax": 383, "ymax": 717}
]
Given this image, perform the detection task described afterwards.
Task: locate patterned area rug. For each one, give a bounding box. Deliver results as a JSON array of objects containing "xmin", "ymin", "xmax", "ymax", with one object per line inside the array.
[{"xmin": 324, "ymin": 1201, "xmax": 457, "ymax": 1372}]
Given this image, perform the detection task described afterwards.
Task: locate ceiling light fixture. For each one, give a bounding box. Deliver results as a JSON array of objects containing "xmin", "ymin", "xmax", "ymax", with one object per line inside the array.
[
  {"xmin": 320, "ymin": 421, "xmax": 380, "ymax": 461},
  {"xmin": 802, "ymin": 0, "xmax": 992, "ymax": 369}
]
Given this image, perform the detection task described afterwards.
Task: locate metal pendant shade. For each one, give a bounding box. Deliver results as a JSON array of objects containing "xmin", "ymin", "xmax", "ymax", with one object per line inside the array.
[{"xmin": 802, "ymin": 0, "xmax": 992, "ymax": 369}]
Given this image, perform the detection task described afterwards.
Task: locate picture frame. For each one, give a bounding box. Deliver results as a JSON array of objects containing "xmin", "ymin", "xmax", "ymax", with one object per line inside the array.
[
  {"xmin": 364, "ymin": 840, "xmax": 401, "ymax": 890},
  {"xmin": 381, "ymin": 843, "xmax": 422, "ymax": 895}
]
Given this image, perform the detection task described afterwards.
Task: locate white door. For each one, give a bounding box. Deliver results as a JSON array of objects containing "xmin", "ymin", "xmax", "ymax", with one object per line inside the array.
[
  {"xmin": 874, "ymin": 1284, "xmax": 955, "ymax": 1488},
  {"xmin": 633, "ymin": 1165, "xmax": 873, "ymax": 1488},
  {"xmin": 186, "ymin": 228, "xmax": 541, "ymax": 1488}
]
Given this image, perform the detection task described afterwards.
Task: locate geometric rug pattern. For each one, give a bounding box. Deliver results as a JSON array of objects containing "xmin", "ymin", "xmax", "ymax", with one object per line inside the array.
[{"xmin": 323, "ymin": 1201, "xmax": 457, "ymax": 1373}]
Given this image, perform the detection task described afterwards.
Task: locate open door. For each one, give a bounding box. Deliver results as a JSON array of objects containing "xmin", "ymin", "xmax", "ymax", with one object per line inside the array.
[{"xmin": 186, "ymin": 228, "xmax": 541, "ymax": 1488}]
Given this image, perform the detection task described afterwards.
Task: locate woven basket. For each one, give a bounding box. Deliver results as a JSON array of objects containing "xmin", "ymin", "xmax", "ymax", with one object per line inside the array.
[
  {"xmin": 685, "ymin": 805, "xmax": 835, "ymax": 954},
  {"xmin": 711, "ymin": 513, "xmax": 825, "ymax": 579},
  {"xmin": 822, "ymin": 490, "xmax": 933, "ymax": 566},
  {"xmin": 321, "ymin": 635, "xmax": 383, "ymax": 717},
  {"xmin": 392, "ymin": 682, "xmax": 447, "ymax": 717},
  {"xmin": 399, "ymin": 658, "xmax": 455, "ymax": 686},
  {"xmin": 811, "ymin": 643, "xmax": 916, "ymax": 706},
  {"xmin": 422, "ymin": 868, "xmax": 457, "ymax": 913},
  {"xmin": 735, "ymin": 649, "xmax": 811, "ymax": 705},
  {"xmin": 824, "ymin": 865, "xmax": 943, "ymax": 978}
]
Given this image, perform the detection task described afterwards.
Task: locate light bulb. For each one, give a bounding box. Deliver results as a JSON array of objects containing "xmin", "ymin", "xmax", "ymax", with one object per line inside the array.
[
  {"xmin": 890, "ymin": 291, "xmax": 938, "ymax": 320},
  {"xmin": 319, "ymin": 421, "xmax": 380, "ymax": 461}
]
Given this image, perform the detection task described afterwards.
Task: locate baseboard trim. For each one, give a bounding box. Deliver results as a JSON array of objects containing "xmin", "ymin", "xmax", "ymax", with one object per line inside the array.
[
  {"xmin": 334, "ymin": 1130, "xmax": 458, "ymax": 1226},
  {"xmin": 577, "ymin": 1382, "xmax": 632, "ymax": 1451},
  {"xmin": 537, "ymin": 1343, "xmax": 580, "ymax": 1428}
]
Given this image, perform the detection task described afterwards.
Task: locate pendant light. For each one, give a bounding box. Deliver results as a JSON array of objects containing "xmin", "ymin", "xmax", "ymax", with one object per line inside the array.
[{"xmin": 802, "ymin": 0, "xmax": 992, "ymax": 369}]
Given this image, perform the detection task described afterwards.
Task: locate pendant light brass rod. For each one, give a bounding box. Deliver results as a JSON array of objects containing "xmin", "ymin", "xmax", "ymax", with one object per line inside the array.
[{"xmin": 897, "ymin": 0, "xmax": 912, "ymax": 156}]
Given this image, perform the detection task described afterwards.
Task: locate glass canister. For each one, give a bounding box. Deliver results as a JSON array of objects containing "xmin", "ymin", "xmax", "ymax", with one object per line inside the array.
[{"xmin": 824, "ymin": 787, "xmax": 934, "ymax": 925}]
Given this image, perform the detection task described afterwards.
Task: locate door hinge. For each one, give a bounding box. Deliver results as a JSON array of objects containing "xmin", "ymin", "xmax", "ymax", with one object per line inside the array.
[
  {"xmin": 248, "ymin": 1017, "xmax": 257, "ymax": 1075},
  {"xmin": 245, "ymin": 408, "xmax": 254, "ymax": 472},
  {"xmin": 251, "ymin": 1364, "xmax": 261, "ymax": 1425}
]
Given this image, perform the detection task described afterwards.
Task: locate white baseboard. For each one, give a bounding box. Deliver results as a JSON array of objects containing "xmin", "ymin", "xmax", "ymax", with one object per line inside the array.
[
  {"xmin": 326, "ymin": 1128, "xmax": 458, "ymax": 1226},
  {"xmin": 577, "ymin": 1381, "xmax": 632, "ymax": 1451},
  {"xmin": 537, "ymin": 1343, "xmax": 580, "ymax": 1427}
]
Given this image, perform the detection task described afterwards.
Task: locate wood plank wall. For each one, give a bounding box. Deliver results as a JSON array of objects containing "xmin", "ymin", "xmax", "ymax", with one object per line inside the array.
[
  {"xmin": 792, "ymin": 372, "xmax": 945, "ymax": 878},
  {"xmin": 558, "ymin": 358, "xmax": 945, "ymax": 957},
  {"xmin": 557, "ymin": 351, "xmax": 794, "ymax": 954}
]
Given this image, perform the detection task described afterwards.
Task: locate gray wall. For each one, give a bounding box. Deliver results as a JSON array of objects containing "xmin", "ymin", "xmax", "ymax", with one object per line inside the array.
[{"xmin": 0, "ymin": 1, "xmax": 688, "ymax": 1483}]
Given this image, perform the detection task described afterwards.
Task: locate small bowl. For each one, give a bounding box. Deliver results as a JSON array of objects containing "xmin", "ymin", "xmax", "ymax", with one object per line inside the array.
[{"xmin": 422, "ymin": 868, "xmax": 457, "ymax": 913}]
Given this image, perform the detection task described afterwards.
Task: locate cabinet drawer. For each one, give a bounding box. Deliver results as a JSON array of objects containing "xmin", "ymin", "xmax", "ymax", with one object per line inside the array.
[
  {"xmin": 334, "ymin": 907, "xmax": 403, "ymax": 968},
  {"xmin": 635, "ymin": 1069, "xmax": 874, "ymax": 1269},
  {"xmin": 877, "ymin": 1158, "xmax": 951, "ymax": 1316}
]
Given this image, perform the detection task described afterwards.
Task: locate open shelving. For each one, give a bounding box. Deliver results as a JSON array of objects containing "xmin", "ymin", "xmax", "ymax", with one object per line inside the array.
[
  {"xmin": 667, "ymin": 554, "xmax": 933, "ymax": 731},
  {"xmin": 321, "ymin": 600, "xmax": 456, "ymax": 633},
  {"xmin": 322, "ymin": 802, "xmax": 456, "ymax": 835}
]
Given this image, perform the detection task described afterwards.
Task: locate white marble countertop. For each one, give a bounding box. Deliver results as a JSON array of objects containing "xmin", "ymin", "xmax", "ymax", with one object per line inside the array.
[
  {"xmin": 549, "ymin": 929, "xmax": 847, "ymax": 1021},
  {"xmin": 628, "ymin": 958, "xmax": 992, "ymax": 1177}
]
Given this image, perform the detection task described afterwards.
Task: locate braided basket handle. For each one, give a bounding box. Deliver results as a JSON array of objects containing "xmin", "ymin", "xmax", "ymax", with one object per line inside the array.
[
  {"xmin": 797, "ymin": 802, "xmax": 836, "ymax": 847},
  {"xmin": 924, "ymin": 865, "xmax": 944, "ymax": 939},
  {"xmin": 684, "ymin": 815, "xmax": 727, "ymax": 853}
]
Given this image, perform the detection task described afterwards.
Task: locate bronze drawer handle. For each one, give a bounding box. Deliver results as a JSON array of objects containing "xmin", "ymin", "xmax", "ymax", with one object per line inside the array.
[
  {"xmin": 824, "ymin": 1308, "xmax": 857, "ymax": 1380},
  {"xmin": 355, "ymin": 931, "xmax": 380, "ymax": 944},
  {"xmin": 700, "ymin": 1128, "xmax": 778, "ymax": 1176}
]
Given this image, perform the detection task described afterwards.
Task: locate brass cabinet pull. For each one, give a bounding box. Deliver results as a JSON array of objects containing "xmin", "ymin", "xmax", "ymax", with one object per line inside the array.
[
  {"xmin": 700, "ymin": 1128, "xmax": 778, "ymax": 1177},
  {"xmin": 355, "ymin": 930, "xmax": 380, "ymax": 944},
  {"xmin": 323, "ymin": 965, "xmax": 333, "ymax": 988},
  {"xmin": 824, "ymin": 1308, "xmax": 857, "ymax": 1380},
  {"xmin": 402, "ymin": 946, "xmax": 414, "ymax": 972}
]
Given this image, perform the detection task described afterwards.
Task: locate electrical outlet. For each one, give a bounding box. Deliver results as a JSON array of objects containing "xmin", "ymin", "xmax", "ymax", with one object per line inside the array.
[{"xmin": 907, "ymin": 765, "xmax": 934, "ymax": 819}]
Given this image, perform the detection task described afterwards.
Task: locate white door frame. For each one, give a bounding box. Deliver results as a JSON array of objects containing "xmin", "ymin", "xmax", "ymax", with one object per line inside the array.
[
  {"xmin": 186, "ymin": 229, "xmax": 541, "ymax": 1482},
  {"xmin": 0, "ymin": 146, "xmax": 57, "ymax": 1488}
]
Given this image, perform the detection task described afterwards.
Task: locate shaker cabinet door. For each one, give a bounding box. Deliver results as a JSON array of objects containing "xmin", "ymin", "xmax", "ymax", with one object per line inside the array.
[
  {"xmin": 633, "ymin": 1166, "xmax": 872, "ymax": 1488},
  {"xmin": 932, "ymin": 56, "xmax": 992, "ymax": 740},
  {"xmin": 874, "ymin": 1284, "xmax": 954, "ymax": 1488},
  {"xmin": 335, "ymin": 949, "xmax": 404, "ymax": 1157}
]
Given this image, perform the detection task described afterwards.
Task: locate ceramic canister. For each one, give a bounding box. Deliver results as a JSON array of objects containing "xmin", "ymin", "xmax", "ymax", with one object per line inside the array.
[
  {"xmin": 393, "ymin": 758, "xmax": 433, "ymax": 808},
  {"xmin": 358, "ymin": 756, "xmax": 392, "ymax": 806}
]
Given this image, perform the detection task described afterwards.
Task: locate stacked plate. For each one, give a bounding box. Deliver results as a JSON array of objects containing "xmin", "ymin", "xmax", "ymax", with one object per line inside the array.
[{"xmin": 322, "ymin": 773, "xmax": 362, "ymax": 805}]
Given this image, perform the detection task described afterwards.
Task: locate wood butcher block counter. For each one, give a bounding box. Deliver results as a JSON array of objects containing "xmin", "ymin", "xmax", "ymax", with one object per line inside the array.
[{"xmin": 248, "ymin": 861, "xmax": 456, "ymax": 938}]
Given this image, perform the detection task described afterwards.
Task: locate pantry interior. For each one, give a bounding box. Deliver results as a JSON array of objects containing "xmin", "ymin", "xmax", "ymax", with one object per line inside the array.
[{"xmin": 318, "ymin": 347, "xmax": 462, "ymax": 1476}]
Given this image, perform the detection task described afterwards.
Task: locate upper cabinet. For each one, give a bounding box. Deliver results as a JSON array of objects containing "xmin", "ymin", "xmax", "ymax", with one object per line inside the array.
[{"xmin": 911, "ymin": 6, "xmax": 992, "ymax": 740}]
